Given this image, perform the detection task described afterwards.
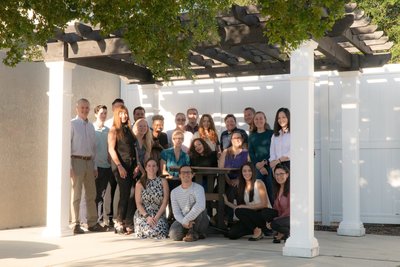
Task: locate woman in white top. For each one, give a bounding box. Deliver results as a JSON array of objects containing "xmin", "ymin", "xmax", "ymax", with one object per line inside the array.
[
  {"xmin": 224, "ymin": 162, "xmax": 270, "ymax": 241},
  {"xmin": 269, "ymin": 108, "xmax": 291, "ymax": 170}
]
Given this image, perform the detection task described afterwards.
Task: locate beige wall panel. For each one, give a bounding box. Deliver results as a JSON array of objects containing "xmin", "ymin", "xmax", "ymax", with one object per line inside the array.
[{"xmin": 0, "ymin": 55, "xmax": 120, "ymax": 229}]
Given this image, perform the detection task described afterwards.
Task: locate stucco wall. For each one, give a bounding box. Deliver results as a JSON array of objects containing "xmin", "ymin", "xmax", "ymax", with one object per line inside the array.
[{"xmin": 0, "ymin": 55, "xmax": 120, "ymax": 229}]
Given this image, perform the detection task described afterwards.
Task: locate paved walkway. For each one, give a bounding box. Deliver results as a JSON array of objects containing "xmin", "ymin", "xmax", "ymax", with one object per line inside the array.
[{"xmin": 1, "ymin": 227, "xmax": 399, "ymax": 267}]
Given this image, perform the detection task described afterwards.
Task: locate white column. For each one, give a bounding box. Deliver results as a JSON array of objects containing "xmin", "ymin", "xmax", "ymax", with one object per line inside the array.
[
  {"xmin": 283, "ymin": 40, "xmax": 319, "ymax": 258},
  {"xmin": 43, "ymin": 61, "xmax": 75, "ymax": 237},
  {"xmin": 337, "ymin": 71, "xmax": 365, "ymax": 236}
]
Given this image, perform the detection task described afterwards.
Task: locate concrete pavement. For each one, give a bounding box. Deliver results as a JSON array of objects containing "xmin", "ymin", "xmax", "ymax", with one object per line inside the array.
[{"xmin": 1, "ymin": 227, "xmax": 399, "ymax": 267}]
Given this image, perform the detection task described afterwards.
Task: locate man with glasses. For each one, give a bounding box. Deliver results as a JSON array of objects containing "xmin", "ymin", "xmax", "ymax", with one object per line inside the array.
[{"xmin": 169, "ymin": 166, "xmax": 209, "ymax": 242}]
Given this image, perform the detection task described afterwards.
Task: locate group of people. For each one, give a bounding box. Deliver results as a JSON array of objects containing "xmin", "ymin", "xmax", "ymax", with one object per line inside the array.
[{"xmin": 70, "ymin": 97, "xmax": 291, "ymax": 243}]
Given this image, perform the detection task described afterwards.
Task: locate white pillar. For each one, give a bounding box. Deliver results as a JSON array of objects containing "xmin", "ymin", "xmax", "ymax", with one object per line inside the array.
[
  {"xmin": 283, "ymin": 41, "xmax": 319, "ymax": 258},
  {"xmin": 337, "ymin": 71, "xmax": 365, "ymax": 236},
  {"xmin": 43, "ymin": 61, "xmax": 75, "ymax": 237}
]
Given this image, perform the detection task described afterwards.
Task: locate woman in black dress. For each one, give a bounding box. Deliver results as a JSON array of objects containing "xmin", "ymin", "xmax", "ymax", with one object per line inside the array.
[{"xmin": 108, "ymin": 105, "xmax": 138, "ymax": 234}]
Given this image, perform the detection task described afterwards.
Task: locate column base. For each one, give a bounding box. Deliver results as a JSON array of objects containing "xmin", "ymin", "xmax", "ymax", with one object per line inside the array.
[
  {"xmin": 282, "ymin": 237, "xmax": 319, "ymax": 258},
  {"xmin": 337, "ymin": 221, "xmax": 365, "ymax": 236},
  {"xmin": 42, "ymin": 226, "xmax": 72, "ymax": 238}
]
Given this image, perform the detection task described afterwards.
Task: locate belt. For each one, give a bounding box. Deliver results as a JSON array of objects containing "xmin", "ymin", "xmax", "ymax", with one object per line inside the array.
[{"xmin": 71, "ymin": 155, "xmax": 92, "ymax": 160}]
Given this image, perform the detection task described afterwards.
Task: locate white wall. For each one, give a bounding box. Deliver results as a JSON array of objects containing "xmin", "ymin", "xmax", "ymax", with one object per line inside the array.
[
  {"xmin": 0, "ymin": 52, "xmax": 121, "ymax": 229},
  {"xmin": 123, "ymin": 64, "xmax": 400, "ymax": 225}
]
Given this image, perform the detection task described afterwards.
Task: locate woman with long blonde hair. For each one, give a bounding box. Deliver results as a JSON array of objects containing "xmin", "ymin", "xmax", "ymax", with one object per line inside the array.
[{"xmin": 132, "ymin": 118, "xmax": 153, "ymax": 174}]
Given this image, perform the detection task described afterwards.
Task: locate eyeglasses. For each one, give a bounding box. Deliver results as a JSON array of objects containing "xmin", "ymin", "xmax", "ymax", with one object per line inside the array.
[{"xmin": 275, "ymin": 173, "xmax": 287, "ymax": 177}]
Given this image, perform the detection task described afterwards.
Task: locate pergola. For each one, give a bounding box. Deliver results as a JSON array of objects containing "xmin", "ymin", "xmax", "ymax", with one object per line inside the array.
[{"xmin": 42, "ymin": 4, "xmax": 392, "ymax": 258}]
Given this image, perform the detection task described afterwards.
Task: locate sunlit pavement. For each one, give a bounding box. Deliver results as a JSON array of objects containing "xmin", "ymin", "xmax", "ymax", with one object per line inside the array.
[{"xmin": 1, "ymin": 227, "xmax": 399, "ymax": 267}]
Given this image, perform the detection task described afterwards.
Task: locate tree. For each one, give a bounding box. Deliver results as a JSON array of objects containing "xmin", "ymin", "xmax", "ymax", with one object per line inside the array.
[{"xmin": 0, "ymin": 0, "xmax": 389, "ymax": 79}]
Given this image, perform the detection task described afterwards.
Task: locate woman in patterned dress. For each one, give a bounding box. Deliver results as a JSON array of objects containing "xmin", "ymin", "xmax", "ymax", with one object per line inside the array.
[{"xmin": 134, "ymin": 159, "xmax": 170, "ymax": 239}]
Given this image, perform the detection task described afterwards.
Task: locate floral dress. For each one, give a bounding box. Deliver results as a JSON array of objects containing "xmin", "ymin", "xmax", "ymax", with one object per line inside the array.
[{"xmin": 134, "ymin": 177, "xmax": 169, "ymax": 239}]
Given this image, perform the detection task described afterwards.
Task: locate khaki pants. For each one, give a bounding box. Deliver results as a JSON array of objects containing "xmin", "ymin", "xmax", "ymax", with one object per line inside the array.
[{"xmin": 71, "ymin": 158, "xmax": 97, "ymax": 227}]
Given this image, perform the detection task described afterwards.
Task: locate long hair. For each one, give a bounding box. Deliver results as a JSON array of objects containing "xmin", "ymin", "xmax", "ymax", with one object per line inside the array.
[
  {"xmin": 132, "ymin": 118, "xmax": 153, "ymax": 160},
  {"xmin": 139, "ymin": 158, "xmax": 158, "ymax": 189},
  {"xmin": 251, "ymin": 111, "xmax": 268, "ymax": 133},
  {"xmin": 189, "ymin": 138, "xmax": 212, "ymax": 159},
  {"xmin": 113, "ymin": 105, "xmax": 133, "ymax": 140},
  {"xmin": 236, "ymin": 162, "xmax": 257, "ymax": 205},
  {"xmin": 198, "ymin": 114, "xmax": 218, "ymax": 143},
  {"xmin": 273, "ymin": 107, "xmax": 290, "ymax": 136},
  {"xmin": 272, "ymin": 163, "xmax": 290, "ymax": 199}
]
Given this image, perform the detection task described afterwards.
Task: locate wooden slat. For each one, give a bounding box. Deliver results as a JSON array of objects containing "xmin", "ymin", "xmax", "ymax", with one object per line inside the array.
[
  {"xmin": 74, "ymin": 22, "xmax": 103, "ymax": 41},
  {"xmin": 370, "ymin": 42, "xmax": 394, "ymax": 51},
  {"xmin": 364, "ymin": 36, "xmax": 389, "ymax": 46},
  {"xmin": 232, "ymin": 4, "xmax": 260, "ymax": 26},
  {"xmin": 54, "ymin": 29, "xmax": 83, "ymax": 43},
  {"xmin": 66, "ymin": 57, "xmax": 154, "ymax": 82},
  {"xmin": 351, "ymin": 17, "xmax": 370, "ymax": 28},
  {"xmin": 218, "ymin": 23, "xmax": 267, "ymax": 46},
  {"xmin": 342, "ymin": 28, "xmax": 373, "ymax": 54},
  {"xmin": 67, "ymin": 38, "xmax": 131, "ymax": 58},
  {"xmin": 358, "ymin": 31, "xmax": 384, "ymax": 41},
  {"xmin": 351, "ymin": 24, "xmax": 378, "ymax": 35}
]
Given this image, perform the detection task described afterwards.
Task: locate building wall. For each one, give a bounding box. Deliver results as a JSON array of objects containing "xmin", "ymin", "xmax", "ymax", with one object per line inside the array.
[
  {"xmin": 123, "ymin": 65, "xmax": 400, "ymax": 225},
  {"xmin": 0, "ymin": 55, "xmax": 120, "ymax": 229}
]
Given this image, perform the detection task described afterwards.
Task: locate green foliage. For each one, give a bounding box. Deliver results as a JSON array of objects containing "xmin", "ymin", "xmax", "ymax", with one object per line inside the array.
[
  {"xmin": 258, "ymin": 0, "xmax": 348, "ymax": 51},
  {"xmin": 357, "ymin": 0, "xmax": 400, "ymax": 63},
  {"xmin": 1, "ymin": 0, "xmax": 396, "ymax": 80}
]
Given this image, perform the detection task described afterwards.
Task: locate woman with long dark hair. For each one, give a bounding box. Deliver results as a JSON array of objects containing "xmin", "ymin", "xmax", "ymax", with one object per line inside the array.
[
  {"xmin": 262, "ymin": 164, "xmax": 290, "ymax": 243},
  {"xmin": 193, "ymin": 114, "xmax": 219, "ymax": 152},
  {"xmin": 223, "ymin": 162, "xmax": 270, "ymax": 241},
  {"xmin": 270, "ymin": 108, "xmax": 290, "ymax": 170},
  {"xmin": 108, "ymin": 105, "xmax": 138, "ymax": 234}
]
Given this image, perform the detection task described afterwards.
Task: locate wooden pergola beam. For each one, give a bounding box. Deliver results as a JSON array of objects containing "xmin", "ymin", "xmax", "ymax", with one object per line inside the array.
[
  {"xmin": 66, "ymin": 56, "xmax": 154, "ymax": 82},
  {"xmin": 67, "ymin": 38, "xmax": 131, "ymax": 58},
  {"xmin": 315, "ymin": 36, "xmax": 352, "ymax": 68}
]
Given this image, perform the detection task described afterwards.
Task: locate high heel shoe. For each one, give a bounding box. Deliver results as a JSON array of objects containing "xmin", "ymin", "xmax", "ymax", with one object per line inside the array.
[{"xmin": 272, "ymin": 233, "xmax": 288, "ymax": 243}]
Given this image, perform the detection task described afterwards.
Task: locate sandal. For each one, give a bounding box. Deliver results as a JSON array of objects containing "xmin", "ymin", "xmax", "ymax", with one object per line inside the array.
[
  {"xmin": 248, "ymin": 232, "xmax": 264, "ymax": 241},
  {"xmin": 125, "ymin": 226, "xmax": 134, "ymax": 235}
]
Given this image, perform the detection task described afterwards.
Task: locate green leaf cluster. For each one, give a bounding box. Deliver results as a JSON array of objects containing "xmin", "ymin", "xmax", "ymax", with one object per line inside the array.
[
  {"xmin": 0, "ymin": 0, "xmax": 396, "ymax": 80},
  {"xmin": 358, "ymin": 0, "xmax": 400, "ymax": 63},
  {"xmin": 258, "ymin": 0, "xmax": 348, "ymax": 51}
]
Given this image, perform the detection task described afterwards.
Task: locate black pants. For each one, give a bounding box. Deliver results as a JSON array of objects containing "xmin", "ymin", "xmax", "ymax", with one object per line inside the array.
[
  {"xmin": 227, "ymin": 208, "xmax": 267, "ymax": 239},
  {"xmin": 261, "ymin": 208, "xmax": 290, "ymax": 235},
  {"xmin": 113, "ymin": 163, "xmax": 136, "ymax": 225},
  {"xmin": 95, "ymin": 167, "xmax": 114, "ymax": 223}
]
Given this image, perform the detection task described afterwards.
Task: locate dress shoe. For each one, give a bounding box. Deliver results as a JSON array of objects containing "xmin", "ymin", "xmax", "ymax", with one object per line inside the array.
[
  {"xmin": 272, "ymin": 233, "xmax": 288, "ymax": 243},
  {"xmin": 73, "ymin": 224, "xmax": 85, "ymax": 234},
  {"xmin": 183, "ymin": 229, "xmax": 199, "ymax": 242},
  {"xmin": 88, "ymin": 223, "xmax": 108, "ymax": 232},
  {"xmin": 248, "ymin": 232, "xmax": 264, "ymax": 241}
]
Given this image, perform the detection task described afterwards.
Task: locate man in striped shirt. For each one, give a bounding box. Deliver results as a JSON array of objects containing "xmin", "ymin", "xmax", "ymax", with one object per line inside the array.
[{"xmin": 169, "ymin": 166, "xmax": 209, "ymax": 242}]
